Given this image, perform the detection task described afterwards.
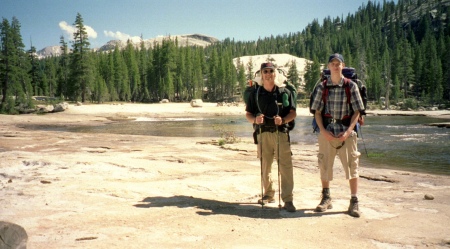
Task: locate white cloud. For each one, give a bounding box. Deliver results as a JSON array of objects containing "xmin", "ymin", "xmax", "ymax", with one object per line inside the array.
[
  {"xmin": 104, "ymin": 30, "xmax": 141, "ymax": 43},
  {"xmin": 59, "ymin": 21, "xmax": 98, "ymax": 40}
]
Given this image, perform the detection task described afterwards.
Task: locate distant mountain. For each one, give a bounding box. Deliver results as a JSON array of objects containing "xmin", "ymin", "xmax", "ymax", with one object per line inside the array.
[
  {"xmin": 36, "ymin": 33, "xmax": 219, "ymax": 58},
  {"xmin": 36, "ymin": 45, "xmax": 63, "ymax": 58},
  {"xmin": 98, "ymin": 33, "xmax": 218, "ymax": 52}
]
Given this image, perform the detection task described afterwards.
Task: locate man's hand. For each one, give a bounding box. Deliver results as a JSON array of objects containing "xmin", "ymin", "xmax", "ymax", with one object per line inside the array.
[
  {"xmin": 336, "ymin": 130, "xmax": 350, "ymax": 142},
  {"xmin": 255, "ymin": 114, "xmax": 264, "ymax": 125},
  {"xmin": 323, "ymin": 130, "xmax": 338, "ymax": 141},
  {"xmin": 274, "ymin": 115, "xmax": 283, "ymax": 126}
]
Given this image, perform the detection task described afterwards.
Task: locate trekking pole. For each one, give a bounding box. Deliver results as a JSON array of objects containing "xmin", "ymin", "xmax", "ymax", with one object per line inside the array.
[
  {"xmin": 276, "ymin": 128, "xmax": 282, "ymax": 210},
  {"xmin": 259, "ymin": 124, "xmax": 264, "ymax": 209}
]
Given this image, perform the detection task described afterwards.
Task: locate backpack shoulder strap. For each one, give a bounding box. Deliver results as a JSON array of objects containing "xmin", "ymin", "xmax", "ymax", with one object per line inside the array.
[
  {"xmin": 321, "ymin": 79, "xmax": 329, "ymax": 106},
  {"xmin": 343, "ymin": 78, "xmax": 351, "ymax": 105},
  {"xmin": 324, "ymin": 78, "xmax": 352, "ymax": 106}
]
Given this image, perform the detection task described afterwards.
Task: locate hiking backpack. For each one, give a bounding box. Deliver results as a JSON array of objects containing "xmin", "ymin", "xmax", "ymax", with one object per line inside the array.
[
  {"xmin": 244, "ymin": 68, "xmax": 297, "ymax": 130},
  {"xmin": 309, "ymin": 67, "xmax": 367, "ymax": 133}
]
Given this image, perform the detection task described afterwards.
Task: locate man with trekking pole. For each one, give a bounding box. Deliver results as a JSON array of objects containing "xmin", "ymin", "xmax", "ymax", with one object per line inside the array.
[
  {"xmin": 310, "ymin": 53, "xmax": 365, "ymax": 217},
  {"xmin": 245, "ymin": 62, "xmax": 297, "ymax": 212}
]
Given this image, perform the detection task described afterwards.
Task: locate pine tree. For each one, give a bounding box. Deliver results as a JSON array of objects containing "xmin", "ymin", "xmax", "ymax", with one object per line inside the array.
[
  {"xmin": 246, "ymin": 57, "xmax": 254, "ymax": 81},
  {"xmin": 303, "ymin": 59, "xmax": 321, "ymax": 94},
  {"xmin": 443, "ymin": 36, "xmax": 450, "ymax": 100},
  {"xmin": 138, "ymin": 40, "xmax": 150, "ymax": 102},
  {"xmin": 381, "ymin": 43, "xmax": 392, "ymax": 108},
  {"xmin": 0, "ymin": 18, "xmax": 14, "ymax": 112},
  {"xmin": 92, "ymin": 68, "xmax": 108, "ymax": 103},
  {"xmin": 57, "ymin": 35, "xmax": 70, "ymax": 99},
  {"xmin": 28, "ymin": 45, "xmax": 42, "ymax": 95},
  {"xmin": 106, "ymin": 48, "xmax": 117, "ymax": 101},
  {"xmin": 421, "ymin": 32, "xmax": 443, "ymax": 104},
  {"xmin": 124, "ymin": 40, "xmax": 140, "ymax": 102},
  {"xmin": 397, "ymin": 38, "xmax": 415, "ymax": 98},
  {"xmin": 0, "ymin": 18, "xmax": 14, "ymax": 111},
  {"xmin": 192, "ymin": 47, "xmax": 205, "ymax": 99},
  {"xmin": 164, "ymin": 66, "xmax": 174, "ymax": 100},
  {"xmin": 392, "ymin": 75, "xmax": 401, "ymax": 103},
  {"xmin": 112, "ymin": 45, "xmax": 129, "ymax": 101},
  {"xmin": 236, "ymin": 58, "xmax": 247, "ymax": 99},
  {"xmin": 207, "ymin": 48, "xmax": 219, "ymax": 101},
  {"xmin": 183, "ymin": 45, "xmax": 193, "ymax": 100},
  {"xmin": 287, "ymin": 59, "xmax": 300, "ymax": 88},
  {"xmin": 226, "ymin": 50, "xmax": 238, "ymax": 99},
  {"xmin": 146, "ymin": 45, "xmax": 157, "ymax": 101},
  {"xmin": 0, "ymin": 17, "xmax": 32, "ymax": 113},
  {"xmin": 69, "ymin": 13, "xmax": 92, "ymax": 102},
  {"xmin": 44, "ymin": 57, "xmax": 57, "ymax": 97}
]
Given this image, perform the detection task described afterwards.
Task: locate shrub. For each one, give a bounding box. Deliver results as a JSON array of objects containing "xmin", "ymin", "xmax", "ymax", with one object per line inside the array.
[
  {"xmin": 403, "ymin": 98, "xmax": 418, "ymax": 110},
  {"xmin": 213, "ymin": 125, "xmax": 241, "ymax": 145}
]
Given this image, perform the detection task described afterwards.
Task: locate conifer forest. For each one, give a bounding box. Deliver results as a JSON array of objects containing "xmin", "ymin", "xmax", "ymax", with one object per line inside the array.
[{"xmin": 1, "ymin": 0, "xmax": 449, "ymax": 114}]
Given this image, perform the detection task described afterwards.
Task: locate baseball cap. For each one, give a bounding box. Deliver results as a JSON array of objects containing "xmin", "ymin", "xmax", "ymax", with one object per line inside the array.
[
  {"xmin": 328, "ymin": 53, "xmax": 344, "ymax": 63},
  {"xmin": 260, "ymin": 62, "xmax": 275, "ymax": 70}
]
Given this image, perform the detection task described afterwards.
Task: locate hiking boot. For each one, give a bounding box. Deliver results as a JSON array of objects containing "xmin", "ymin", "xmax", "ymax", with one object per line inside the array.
[
  {"xmin": 348, "ymin": 197, "xmax": 361, "ymax": 218},
  {"xmin": 315, "ymin": 195, "xmax": 332, "ymax": 212},
  {"xmin": 283, "ymin": 201, "xmax": 296, "ymax": 212},
  {"xmin": 257, "ymin": 195, "xmax": 275, "ymax": 205}
]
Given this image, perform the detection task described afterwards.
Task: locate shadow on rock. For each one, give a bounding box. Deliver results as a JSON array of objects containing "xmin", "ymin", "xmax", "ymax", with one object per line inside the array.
[{"xmin": 133, "ymin": 195, "xmax": 347, "ymax": 219}]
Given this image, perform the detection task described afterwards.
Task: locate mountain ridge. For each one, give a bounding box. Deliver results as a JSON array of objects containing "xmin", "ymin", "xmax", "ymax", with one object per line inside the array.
[{"xmin": 36, "ymin": 33, "xmax": 219, "ymax": 58}]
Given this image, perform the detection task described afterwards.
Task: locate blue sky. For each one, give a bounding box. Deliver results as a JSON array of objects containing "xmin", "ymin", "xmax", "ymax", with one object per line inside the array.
[{"xmin": 1, "ymin": 0, "xmax": 391, "ymax": 50}]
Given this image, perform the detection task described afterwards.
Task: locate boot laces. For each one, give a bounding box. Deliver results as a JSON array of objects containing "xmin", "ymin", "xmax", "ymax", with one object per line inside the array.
[{"xmin": 319, "ymin": 195, "xmax": 331, "ymax": 205}]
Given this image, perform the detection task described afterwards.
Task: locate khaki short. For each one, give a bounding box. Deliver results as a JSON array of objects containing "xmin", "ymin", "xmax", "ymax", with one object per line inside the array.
[{"xmin": 317, "ymin": 131, "xmax": 361, "ymax": 181}]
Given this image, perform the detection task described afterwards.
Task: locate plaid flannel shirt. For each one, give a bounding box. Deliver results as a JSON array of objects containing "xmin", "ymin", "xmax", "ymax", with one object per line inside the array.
[{"xmin": 311, "ymin": 76, "xmax": 364, "ymax": 135}]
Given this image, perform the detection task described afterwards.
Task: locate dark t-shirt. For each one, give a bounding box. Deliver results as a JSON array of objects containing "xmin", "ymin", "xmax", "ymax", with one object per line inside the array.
[{"xmin": 245, "ymin": 85, "xmax": 296, "ymax": 127}]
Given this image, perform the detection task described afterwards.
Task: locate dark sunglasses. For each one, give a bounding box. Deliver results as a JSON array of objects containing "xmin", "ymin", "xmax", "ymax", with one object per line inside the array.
[
  {"xmin": 332, "ymin": 141, "xmax": 345, "ymax": 149},
  {"xmin": 263, "ymin": 69, "xmax": 274, "ymax": 74}
]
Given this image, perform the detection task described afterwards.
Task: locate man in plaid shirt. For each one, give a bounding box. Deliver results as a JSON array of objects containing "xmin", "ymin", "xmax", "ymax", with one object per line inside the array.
[{"xmin": 310, "ymin": 53, "xmax": 365, "ymax": 218}]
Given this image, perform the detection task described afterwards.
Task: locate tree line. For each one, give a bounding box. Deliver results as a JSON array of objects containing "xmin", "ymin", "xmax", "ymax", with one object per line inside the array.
[{"xmin": 1, "ymin": 0, "xmax": 449, "ymax": 114}]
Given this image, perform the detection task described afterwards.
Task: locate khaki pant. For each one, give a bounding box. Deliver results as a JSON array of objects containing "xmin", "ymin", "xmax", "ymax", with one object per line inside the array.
[
  {"xmin": 317, "ymin": 131, "xmax": 361, "ymax": 181},
  {"xmin": 257, "ymin": 131, "xmax": 294, "ymax": 202}
]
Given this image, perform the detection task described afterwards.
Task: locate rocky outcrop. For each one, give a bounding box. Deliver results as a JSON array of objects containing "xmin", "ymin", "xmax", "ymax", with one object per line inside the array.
[{"xmin": 33, "ymin": 102, "xmax": 69, "ymax": 114}]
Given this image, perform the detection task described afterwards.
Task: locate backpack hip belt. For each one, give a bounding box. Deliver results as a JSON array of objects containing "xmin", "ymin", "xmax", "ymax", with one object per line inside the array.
[
  {"xmin": 259, "ymin": 126, "xmax": 288, "ymax": 133},
  {"xmin": 323, "ymin": 115, "xmax": 351, "ymax": 127},
  {"xmin": 325, "ymin": 118, "xmax": 344, "ymax": 124}
]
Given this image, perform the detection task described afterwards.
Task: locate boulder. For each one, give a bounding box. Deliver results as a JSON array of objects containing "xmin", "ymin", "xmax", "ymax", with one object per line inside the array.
[
  {"xmin": 0, "ymin": 221, "xmax": 28, "ymax": 249},
  {"xmin": 53, "ymin": 102, "xmax": 69, "ymax": 112},
  {"xmin": 190, "ymin": 99, "xmax": 203, "ymax": 107},
  {"xmin": 36, "ymin": 104, "xmax": 54, "ymax": 113}
]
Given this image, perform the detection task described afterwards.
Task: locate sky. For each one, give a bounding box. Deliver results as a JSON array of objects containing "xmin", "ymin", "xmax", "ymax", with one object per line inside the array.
[{"xmin": 1, "ymin": 0, "xmax": 392, "ymax": 51}]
